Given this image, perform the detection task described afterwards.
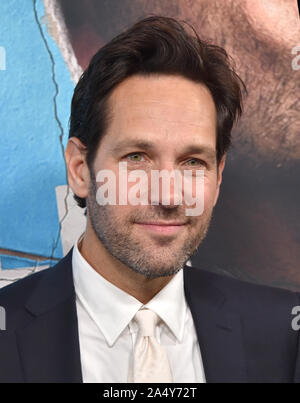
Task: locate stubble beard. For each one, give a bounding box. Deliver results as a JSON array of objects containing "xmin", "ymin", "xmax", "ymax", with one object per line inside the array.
[{"xmin": 86, "ymin": 174, "xmax": 213, "ymax": 279}]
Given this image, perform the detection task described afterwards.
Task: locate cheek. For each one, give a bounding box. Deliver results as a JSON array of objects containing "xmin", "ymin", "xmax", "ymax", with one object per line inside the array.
[
  {"xmin": 110, "ymin": 203, "xmax": 134, "ymax": 216},
  {"xmin": 204, "ymin": 181, "xmax": 217, "ymax": 205},
  {"xmin": 192, "ymin": 175, "xmax": 218, "ymax": 210},
  {"xmin": 196, "ymin": 173, "xmax": 219, "ymax": 215},
  {"xmin": 106, "ymin": 205, "xmax": 136, "ymax": 228}
]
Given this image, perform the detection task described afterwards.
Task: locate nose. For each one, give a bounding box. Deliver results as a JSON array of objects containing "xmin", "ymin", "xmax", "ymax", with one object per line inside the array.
[{"xmin": 148, "ymin": 162, "xmax": 183, "ymax": 208}]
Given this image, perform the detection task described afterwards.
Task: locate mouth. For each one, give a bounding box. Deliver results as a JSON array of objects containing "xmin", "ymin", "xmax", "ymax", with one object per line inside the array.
[{"xmin": 134, "ymin": 221, "xmax": 187, "ymax": 235}]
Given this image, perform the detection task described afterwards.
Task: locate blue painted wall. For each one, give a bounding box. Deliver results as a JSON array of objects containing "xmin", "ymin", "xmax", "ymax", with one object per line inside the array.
[{"xmin": 0, "ymin": 0, "xmax": 74, "ymax": 266}]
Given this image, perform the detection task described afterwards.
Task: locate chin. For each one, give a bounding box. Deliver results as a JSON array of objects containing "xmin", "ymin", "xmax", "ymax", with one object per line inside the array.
[{"xmin": 129, "ymin": 259, "xmax": 183, "ymax": 278}]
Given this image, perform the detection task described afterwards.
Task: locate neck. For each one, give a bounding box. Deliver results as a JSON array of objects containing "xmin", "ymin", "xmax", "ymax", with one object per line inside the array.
[{"xmin": 79, "ymin": 220, "xmax": 175, "ymax": 304}]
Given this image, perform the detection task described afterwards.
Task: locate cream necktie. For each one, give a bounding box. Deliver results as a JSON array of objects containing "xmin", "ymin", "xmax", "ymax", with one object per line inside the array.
[{"xmin": 128, "ymin": 308, "xmax": 173, "ymax": 383}]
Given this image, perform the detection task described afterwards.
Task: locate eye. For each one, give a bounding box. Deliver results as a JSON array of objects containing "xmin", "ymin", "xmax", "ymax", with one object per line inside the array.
[
  {"xmin": 185, "ymin": 158, "xmax": 206, "ymax": 167},
  {"xmin": 125, "ymin": 152, "xmax": 145, "ymax": 162}
]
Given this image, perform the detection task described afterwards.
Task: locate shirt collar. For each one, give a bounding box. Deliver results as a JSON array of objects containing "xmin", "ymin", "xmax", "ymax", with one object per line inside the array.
[
  {"xmin": 143, "ymin": 268, "xmax": 187, "ymax": 343},
  {"xmin": 72, "ymin": 234, "xmax": 187, "ymax": 347}
]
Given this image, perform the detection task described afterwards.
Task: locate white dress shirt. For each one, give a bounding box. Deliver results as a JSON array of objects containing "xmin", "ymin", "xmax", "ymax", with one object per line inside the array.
[{"xmin": 72, "ymin": 235, "xmax": 206, "ymax": 383}]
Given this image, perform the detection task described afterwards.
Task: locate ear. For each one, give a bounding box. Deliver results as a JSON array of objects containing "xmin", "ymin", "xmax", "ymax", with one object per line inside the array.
[
  {"xmin": 65, "ymin": 137, "xmax": 89, "ymax": 199},
  {"xmin": 213, "ymin": 153, "xmax": 226, "ymax": 207}
]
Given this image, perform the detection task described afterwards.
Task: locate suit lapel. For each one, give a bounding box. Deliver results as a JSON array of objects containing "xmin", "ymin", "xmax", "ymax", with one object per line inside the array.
[
  {"xmin": 183, "ymin": 265, "xmax": 247, "ymax": 383},
  {"xmin": 16, "ymin": 248, "xmax": 83, "ymax": 383}
]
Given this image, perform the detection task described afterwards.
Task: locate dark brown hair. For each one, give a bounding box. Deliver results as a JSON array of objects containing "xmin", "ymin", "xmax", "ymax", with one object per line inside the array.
[{"xmin": 69, "ymin": 15, "xmax": 246, "ymax": 208}]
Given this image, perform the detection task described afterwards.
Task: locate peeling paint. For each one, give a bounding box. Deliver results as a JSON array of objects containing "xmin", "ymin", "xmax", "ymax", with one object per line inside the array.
[
  {"xmin": 0, "ymin": 0, "xmax": 76, "ymax": 273},
  {"xmin": 33, "ymin": 0, "xmax": 70, "ymax": 263}
]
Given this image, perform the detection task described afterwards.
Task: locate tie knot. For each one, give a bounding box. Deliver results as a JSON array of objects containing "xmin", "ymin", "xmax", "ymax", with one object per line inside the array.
[{"xmin": 134, "ymin": 308, "xmax": 160, "ymax": 337}]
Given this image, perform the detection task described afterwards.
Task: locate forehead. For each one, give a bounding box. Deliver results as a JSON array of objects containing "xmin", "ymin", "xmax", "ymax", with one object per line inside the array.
[{"xmin": 104, "ymin": 74, "xmax": 217, "ymax": 147}]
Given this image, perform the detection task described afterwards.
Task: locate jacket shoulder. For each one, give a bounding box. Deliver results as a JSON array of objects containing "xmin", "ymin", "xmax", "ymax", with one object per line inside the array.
[
  {"xmin": 186, "ymin": 264, "xmax": 300, "ymax": 312},
  {"xmin": 0, "ymin": 253, "xmax": 71, "ymax": 316},
  {"xmin": 0, "ymin": 265, "xmax": 53, "ymax": 311}
]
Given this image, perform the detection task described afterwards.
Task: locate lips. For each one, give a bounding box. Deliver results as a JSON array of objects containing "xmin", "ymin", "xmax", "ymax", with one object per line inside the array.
[
  {"xmin": 135, "ymin": 221, "xmax": 187, "ymax": 235},
  {"xmin": 136, "ymin": 221, "xmax": 187, "ymax": 226}
]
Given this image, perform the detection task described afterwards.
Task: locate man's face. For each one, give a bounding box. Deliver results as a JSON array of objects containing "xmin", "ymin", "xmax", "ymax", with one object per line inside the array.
[{"xmin": 86, "ymin": 74, "xmax": 225, "ymax": 278}]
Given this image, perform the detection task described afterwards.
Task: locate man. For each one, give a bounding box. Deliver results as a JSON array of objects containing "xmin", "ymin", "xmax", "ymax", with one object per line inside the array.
[
  {"xmin": 58, "ymin": 0, "xmax": 300, "ymax": 289},
  {"xmin": 0, "ymin": 16, "xmax": 299, "ymax": 383}
]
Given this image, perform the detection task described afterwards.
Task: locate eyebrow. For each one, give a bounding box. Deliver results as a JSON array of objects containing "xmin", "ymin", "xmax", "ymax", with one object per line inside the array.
[
  {"xmin": 179, "ymin": 144, "xmax": 217, "ymax": 162},
  {"xmin": 110, "ymin": 139, "xmax": 216, "ymax": 162},
  {"xmin": 110, "ymin": 139, "xmax": 156, "ymax": 154}
]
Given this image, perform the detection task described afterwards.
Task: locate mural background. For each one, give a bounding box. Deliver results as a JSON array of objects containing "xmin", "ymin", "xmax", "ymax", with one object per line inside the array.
[{"xmin": 0, "ymin": 0, "xmax": 299, "ymax": 290}]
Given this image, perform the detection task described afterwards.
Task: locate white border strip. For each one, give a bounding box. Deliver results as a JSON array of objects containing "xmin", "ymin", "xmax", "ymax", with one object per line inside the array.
[{"xmin": 43, "ymin": 0, "xmax": 83, "ymax": 83}]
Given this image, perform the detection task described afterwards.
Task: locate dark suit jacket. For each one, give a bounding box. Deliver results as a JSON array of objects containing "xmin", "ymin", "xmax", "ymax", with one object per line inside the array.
[{"xmin": 0, "ymin": 247, "xmax": 300, "ymax": 383}]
